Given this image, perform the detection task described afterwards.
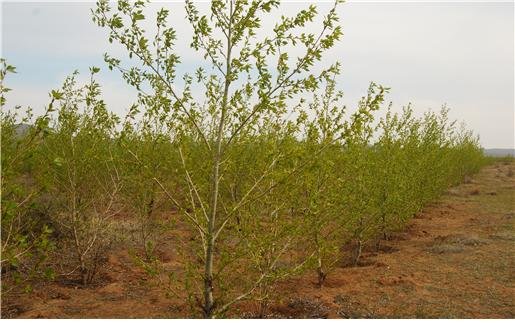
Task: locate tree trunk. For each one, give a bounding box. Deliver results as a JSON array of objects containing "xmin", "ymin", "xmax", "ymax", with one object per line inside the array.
[
  {"xmin": 352, "ymin": 239, "xmax": 362, "ymax": 266},
  {"xmin": 316, "ymin": 264, "xmax": 327, "ymax": 288},
  {"xmin": 203, "ymin": 2, "xmax": 234, "ymax": 317},
  {"xmin": 315, "ymin": 237, "xmax": 326, "ymax": 287}
]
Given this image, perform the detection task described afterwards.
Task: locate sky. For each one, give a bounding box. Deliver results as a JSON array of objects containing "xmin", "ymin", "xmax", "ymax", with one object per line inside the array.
[{"xmin": 1, "ymin": 1, "xmax": 513, "ymax": 149}]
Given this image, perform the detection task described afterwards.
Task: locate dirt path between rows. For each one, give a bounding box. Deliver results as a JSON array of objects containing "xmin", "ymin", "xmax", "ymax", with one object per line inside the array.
[{"xmin": 4, "ymin": 161, "xmax": 514, "ymax": 318}]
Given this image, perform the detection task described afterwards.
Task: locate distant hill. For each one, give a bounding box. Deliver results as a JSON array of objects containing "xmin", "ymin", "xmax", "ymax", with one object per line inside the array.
[{"xmin": 484, "ymin": 148, "xmax": 515, "ymax": 157}]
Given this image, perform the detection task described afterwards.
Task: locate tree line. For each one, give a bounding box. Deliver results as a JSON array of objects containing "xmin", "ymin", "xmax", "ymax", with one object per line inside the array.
[{"xmin": 1, "ymin": 0, "xmax": 485, "ymax": 318}]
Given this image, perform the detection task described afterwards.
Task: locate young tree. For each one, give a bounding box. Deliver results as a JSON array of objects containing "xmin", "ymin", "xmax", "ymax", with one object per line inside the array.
[
  {"xmin": 1, "ymin": 59, "xmax": 55, "ymax": 291},
  {"xmin": 92, "ymin": 0, "xmax": 344, "ymax": 317},
  {"xmin": 297, "ymin": 71, "xmax": 346, "ymax": 286},
  {"xmin": 338, "ymin": 83, "xmax": 388, "ymax": 266},
  {"xmin": 295, "ymin": 72, "xmax": 387, "ymax": 285},
  {"xmin": 118, "ymin": 107, "xmax": 178, "ymax": 261},
  {"xmin": 37, "ymin": 69, "xmax": 121, "ymax": 285}
]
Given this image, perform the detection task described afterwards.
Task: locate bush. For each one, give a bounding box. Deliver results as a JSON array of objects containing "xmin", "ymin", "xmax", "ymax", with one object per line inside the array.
[
  {"xmin": 1, "ymin": 59, "xmax": 55, "ymax": 292},
  {"xmin": 35, "ymin": 70, "xmax": 121, "ymax": 285}
]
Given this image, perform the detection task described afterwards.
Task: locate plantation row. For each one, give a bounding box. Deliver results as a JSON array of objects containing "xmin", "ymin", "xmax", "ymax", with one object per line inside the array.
[
  {"xmin": 1, "ymin": 61, "xmax": 484, "ymax": 317},
  {"xmin": 1, "ymin": 1, "xmax": 485, "ymax": 318}
]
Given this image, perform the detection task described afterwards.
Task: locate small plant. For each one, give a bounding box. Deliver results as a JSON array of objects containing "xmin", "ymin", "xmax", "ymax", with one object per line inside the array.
[
  {"xmin": 1, "ymin": 59, "xmax": 55, "ymax": 293},
  {"xmin": 36, "ymin": 69, "xmax": 121, "ymax": 285},
  {"xmin": 118, "ymin": 111, "xmax": 178, "ymax": 261}
]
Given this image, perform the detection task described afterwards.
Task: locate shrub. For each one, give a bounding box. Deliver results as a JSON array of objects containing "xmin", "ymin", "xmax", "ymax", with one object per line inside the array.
[
  {"xmin": 1, "ymin": 59, "xmax": 55, "ymax": 292},
  {"xmin": 36, "ymin": 69, "xmax": 121, "ymax": 285}
]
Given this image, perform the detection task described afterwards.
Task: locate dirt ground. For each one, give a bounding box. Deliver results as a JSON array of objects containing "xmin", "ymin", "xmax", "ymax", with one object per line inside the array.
[{"xmin": 2, "ymin": 161, "xmax": 514, "ymax": 318}]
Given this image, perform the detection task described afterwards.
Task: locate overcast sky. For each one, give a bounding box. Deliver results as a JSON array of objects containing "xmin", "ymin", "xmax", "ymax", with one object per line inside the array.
[{"xmin": 1, "ymin": 1, "xmax": 513, "ymax": 148}]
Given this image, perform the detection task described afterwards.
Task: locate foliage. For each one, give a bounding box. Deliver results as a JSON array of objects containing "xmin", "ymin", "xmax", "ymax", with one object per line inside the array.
[
  {"xmin": 0, "ymin": 0, "xmax": 486, "ymax": 317},
  {"xmin": 1, "ymin": 59, "xmax": 55, "ymax": 292},
  {"xmin": 35, "ymin": 69, "xmax": 121, "ymax": 285}
]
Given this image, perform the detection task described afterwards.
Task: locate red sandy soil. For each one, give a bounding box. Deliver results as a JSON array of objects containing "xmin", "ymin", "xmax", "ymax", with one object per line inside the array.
[{"xmin": 2, "ymin": 161, "xmax": 514, "ymax": 318}]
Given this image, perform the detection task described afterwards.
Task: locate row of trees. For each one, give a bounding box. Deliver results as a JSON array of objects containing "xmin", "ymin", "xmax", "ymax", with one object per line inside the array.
[
  {"xmin": 1, "ymin": 0, "xmax": 485, "ymax": 318},
  {"xmin": 1, "ymin": 60, "xmax": 484, "ymax": 317}
]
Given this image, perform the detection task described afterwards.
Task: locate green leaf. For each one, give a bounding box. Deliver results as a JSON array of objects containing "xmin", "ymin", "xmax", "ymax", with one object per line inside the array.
[
  {"xmin": 132, "ymin": 12, "xmax": 145, "ymax": 21},
  {"xmin": 138, "ymin": 37, "xmax": 148, "ymax": 50},
  {"xmin": 6, "ymin": 65, "xmax": 16, "ymax": 73},
  {"xmin": 53, "ymin": 157, "xmax": 64, "ymax": 167},
  {"xmin": 50, "ymin": 90, "xmax": 63, "ymax": 100},
  {"xmin": 111, "ymin": 16, "xmax": 124, "ymax": 29}
]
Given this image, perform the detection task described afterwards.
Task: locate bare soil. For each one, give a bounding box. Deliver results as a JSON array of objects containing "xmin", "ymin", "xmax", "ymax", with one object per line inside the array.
[{"xmin": 2, "ymin": 162, "xmax": 514, "ymax": 318}]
